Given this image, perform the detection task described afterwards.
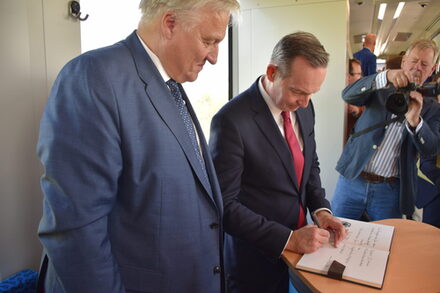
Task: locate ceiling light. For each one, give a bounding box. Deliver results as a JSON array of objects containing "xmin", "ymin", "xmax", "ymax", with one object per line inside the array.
[
  {"xmin": 378, "ymin": 3, "xmax": 387, "ymax": 20},
  {"xmin": 393, "ymin": 2, "xmax": 405, "ymax": 19}
]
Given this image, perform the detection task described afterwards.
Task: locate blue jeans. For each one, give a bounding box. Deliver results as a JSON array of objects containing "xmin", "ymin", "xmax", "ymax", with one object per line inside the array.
[{"xmin": 331, "ymin": 175, "xmax": 402, "ymax": 221}]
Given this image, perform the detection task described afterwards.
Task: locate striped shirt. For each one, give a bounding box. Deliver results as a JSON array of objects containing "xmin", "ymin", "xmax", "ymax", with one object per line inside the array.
[{"xmin": 363, "ymin": 71, "xmax": 423, "ymax": 178}]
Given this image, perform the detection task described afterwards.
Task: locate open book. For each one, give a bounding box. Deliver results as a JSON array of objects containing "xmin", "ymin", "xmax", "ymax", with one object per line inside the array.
[{"xmin": 296, "ymin": 218, "xmax": 394, "ymax": 288}]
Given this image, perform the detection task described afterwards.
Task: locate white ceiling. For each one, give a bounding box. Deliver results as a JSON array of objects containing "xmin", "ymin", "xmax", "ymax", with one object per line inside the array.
[{"xmin": 349, "ymin": 0, "xmax": 440, "ymax": 58}]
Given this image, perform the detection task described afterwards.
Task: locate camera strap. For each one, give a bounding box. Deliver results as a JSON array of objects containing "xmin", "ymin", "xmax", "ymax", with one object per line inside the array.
[{"xmin": 351, "ymin": 115, "xmax": 405, "ymax": 138}]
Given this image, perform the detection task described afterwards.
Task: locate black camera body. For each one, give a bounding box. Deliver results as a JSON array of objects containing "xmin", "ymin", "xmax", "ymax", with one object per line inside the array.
[{"xmin": 386, "ymin": 82, "xmax": 440, "ymax": 115}]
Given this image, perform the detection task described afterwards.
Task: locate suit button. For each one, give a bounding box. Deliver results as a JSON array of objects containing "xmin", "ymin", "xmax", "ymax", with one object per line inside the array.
[
  {"xmin": 210, "ymin": 222, "xmax": 219, "ymax": 229},
  {"xmin": 372, "ymin": 145, "xmax": 377, "ymax": 149},
  {"xmin": 213, "ymin": 266, "xmax": 221, "ymax": 274}
]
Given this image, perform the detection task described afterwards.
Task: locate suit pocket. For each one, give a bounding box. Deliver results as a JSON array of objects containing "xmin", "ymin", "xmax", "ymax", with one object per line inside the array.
[{"xmin": 119, "ymin": 265, "xmax": 161, "ymax": 292}]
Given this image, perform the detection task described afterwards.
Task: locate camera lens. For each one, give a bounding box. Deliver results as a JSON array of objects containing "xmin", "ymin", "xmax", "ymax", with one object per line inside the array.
[{"xmin": 386, "ymin": 92, "xmax": 408, "ymax": 115}]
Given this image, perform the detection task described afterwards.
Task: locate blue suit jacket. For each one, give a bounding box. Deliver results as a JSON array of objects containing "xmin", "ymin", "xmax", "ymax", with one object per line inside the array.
[
  {"xmin": 418, "ymin": 156, "xmax": 440, "ymax": 207},
  {"xmin": 37, "ymin": 31, "xmax": 224, "ymax": 293},
  {"xmin": 209, "ymin": 78, "xmax": 330, "ymax": 292},
  {"xmin": 336, "ymin": 73, "xmax": 440, "ymax": 216},
  {"xmin": 353, "ymin": 47, "xmax": 377, "ymax": 76},
  {"xmin": 418, "ymin": 155, "xmax": 440, "ymax": 227}
]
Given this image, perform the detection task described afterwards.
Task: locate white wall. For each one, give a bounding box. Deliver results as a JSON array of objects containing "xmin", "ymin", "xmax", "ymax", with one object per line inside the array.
[
  {"xmin": 234, "ymin": 0, "xmax": 348, "ymax": 203},
  {"xmin": 0, "ymin": 0, "xmax": 80, "ymax": 280}
]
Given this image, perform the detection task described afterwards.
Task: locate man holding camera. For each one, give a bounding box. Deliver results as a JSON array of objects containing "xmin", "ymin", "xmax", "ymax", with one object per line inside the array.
[{"xmin": 332, "ymin": 39, "xmax": 440, "ymax": 221}]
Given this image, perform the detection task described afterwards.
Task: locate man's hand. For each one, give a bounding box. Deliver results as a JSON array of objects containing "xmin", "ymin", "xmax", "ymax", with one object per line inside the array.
[
  {"xmin": 314, "ymin": 211, "xmax": 347, "ymax": 248},
  {"xmin": 386, "ymin": 69, "xmax": 413, "ymax": 88},
  {"xmin": 347, "ymin": 104, "xmax": 364, "ymax": 117},
  {"xmin": 405, "ymin": 90, "xmax": 423, "ymax": 127},
  {"xmin": 283, "ymin": 225, "xmax": 330, "ymax": 254}
]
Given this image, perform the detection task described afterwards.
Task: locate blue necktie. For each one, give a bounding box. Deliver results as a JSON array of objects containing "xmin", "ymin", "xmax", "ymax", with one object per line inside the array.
[{"xmin": 166, "ymin": 79, "xmax": 206, "ymax": 173}]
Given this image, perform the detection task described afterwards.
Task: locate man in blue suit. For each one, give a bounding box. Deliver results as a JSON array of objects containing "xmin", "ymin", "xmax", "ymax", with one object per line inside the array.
[
  {"xmin": 418, "ymin": 87, "xmax": 440, "ymax": 228},
  {"xmin": 418, "ymin": 155, "xmax": 440, "ymax": 228},
  {"xmin": 333, "ymin": 39, "xmax": 440, "ymax": 221},
  {"xmin": 353, "ymin": 33, "xmax": 377, "ymax": 76},
  {"xmin": 36, "ymin": 1, "xmax": 240, "ymax": 292},
  {"xmin": 210, "ymin": 32, "xmax": 346, "ymax": 293}
]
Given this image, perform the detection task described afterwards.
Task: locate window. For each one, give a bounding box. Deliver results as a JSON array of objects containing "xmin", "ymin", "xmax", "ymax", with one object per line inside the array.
[{"xmin": 80, "ymin": 0, "xmax": 230, "ymax": 139}]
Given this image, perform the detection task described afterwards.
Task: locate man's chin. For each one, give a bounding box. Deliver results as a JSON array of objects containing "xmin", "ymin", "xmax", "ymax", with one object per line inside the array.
[{"xmin": 185, "ymin": 72, "xmax": 200, "ymax": 83}]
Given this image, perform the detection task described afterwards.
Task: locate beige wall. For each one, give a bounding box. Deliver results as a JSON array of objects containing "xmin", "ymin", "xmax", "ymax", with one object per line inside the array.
[
  {"xmin": 233, "ymin": 0, "xmax": 348, "ymax": 204},
  {"xmin": 0, "ymin": 0, "xmax": 80, "ymax": 280}
]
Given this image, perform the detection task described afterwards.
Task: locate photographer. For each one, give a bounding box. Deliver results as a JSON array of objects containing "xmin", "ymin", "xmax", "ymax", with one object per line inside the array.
[{"xmin": 332, "ymin": 39, "xmax": 440, "ymax": 221}]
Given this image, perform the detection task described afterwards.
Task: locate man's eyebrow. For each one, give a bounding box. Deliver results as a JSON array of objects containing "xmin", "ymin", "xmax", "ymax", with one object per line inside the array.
[{"xmin": 291, "ymin": 87, "xmax": 311, "ymax": 95}]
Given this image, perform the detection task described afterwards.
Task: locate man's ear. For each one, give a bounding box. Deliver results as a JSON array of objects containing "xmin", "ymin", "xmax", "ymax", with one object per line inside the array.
[
  {"xmin": 161, "ymin": 11, "xmax": 177, "ymax": 39},
  {"xmin": 266, "ymin": 64, "xmax": 278, "ymax": 82}
]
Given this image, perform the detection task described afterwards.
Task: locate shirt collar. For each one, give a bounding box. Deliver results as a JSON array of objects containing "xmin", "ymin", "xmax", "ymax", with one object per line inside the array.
[
  {"xmin": 258, "ymin": 75, "xmax": 282, "ymax": 117},
  {"xmin": 136, "ymin": 32, "xmax": 170, "ymax": 83}
]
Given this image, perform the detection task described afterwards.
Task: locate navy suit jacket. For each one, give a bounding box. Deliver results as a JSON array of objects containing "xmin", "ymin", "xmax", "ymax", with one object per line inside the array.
[
  {"xmin": 37, "ymin": 31, "xmax": 224, "ymax": 293},
  {"xmin": 353, "ymin": 47, "xmax": 377, "ymax": 76},
  {"xmin": 418, "ymin": 155, "xmax": 440, "ymax": 227},
  {"xmin": 418, "ymin": 156, "xmax": 440, "ymax": 207},
  {"xmin": 209, "ymin": 78, "xmax": 330, "ymax": 292},
  {"xmin": 336, "ymin": 73, "xmax": 440, "ymax": 216}
]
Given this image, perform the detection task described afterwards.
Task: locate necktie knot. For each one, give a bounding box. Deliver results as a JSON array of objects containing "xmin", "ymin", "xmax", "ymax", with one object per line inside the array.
[
  {"xmin": 281, "ymin": 111, "xmax": 291, "ymax": 123},
  {"xmin": 166, "ymin": 79, "xmax": 182, "ymax": 101}
]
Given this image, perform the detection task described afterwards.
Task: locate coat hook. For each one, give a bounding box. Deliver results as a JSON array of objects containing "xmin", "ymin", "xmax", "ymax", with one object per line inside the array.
[{"xmin": 69, "ymin": 1, "xmax": 89, "ymax": 21}]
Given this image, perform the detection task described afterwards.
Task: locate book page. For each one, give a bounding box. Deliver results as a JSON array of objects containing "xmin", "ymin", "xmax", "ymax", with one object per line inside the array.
[
  {"xmin": 339, "ymin": 217, "xmax": 394, "ymax": 251},
  {"xmin": 296, "ymin": 242, "xmax": 390, "ymax": 287},
  {"xmin": 295, "ymin": 218, "xmax": 394, "ymax": 288}
]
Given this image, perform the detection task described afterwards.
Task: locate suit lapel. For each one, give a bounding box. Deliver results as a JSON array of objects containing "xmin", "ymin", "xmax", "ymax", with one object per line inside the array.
[
  {"xmin": 249, "ymin": 80, "xmax": 300, "ymax": 191},
  {"xmin": 122, "ymin": 31, "xmax": 215, "ymax": 202}
]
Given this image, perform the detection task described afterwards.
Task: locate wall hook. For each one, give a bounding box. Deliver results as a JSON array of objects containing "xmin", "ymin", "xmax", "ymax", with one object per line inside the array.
[{"xmin": 69, "ymin": 1, "xmax": 89, "ymax": 21}]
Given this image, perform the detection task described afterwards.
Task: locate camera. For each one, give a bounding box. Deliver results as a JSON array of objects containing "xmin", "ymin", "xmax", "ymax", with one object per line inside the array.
[{"xmin": 386, "ymin": 82, "xmax": 440, "ymax": 115}]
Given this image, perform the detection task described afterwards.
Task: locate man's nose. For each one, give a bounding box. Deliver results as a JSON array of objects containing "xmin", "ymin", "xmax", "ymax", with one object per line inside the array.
[
  {"xmin": 206, "ymin": 45, "xmax": 219, "ymax": 65},
  {"xmin": 299, "ymin": 95, "xmax": 311, "ymax": 107}
]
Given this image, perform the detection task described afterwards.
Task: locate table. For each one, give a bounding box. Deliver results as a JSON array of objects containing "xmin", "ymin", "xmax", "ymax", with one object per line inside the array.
[{"xmin": 283, "ymin": 219, "xmax": 440, "ymax": 292}]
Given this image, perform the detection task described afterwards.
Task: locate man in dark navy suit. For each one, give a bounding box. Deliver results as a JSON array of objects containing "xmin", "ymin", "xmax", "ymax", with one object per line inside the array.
[
  {"xmin": 210, "ymin": 32, "xmax": 346, "ymax": 293},
  {"xmin": 418, "ymin": 155, "xmax": 440, "ymax": 228}
]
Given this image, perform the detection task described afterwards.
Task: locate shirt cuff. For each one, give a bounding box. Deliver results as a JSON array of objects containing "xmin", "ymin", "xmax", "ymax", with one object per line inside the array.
[
  {"xmin": 405, "ymin": 117, "xmax": 424, "ymax": 134},
  {"xmin": 313, "ymin": 208, "xmax": 332, "ymax": 219},
  {"xmin": 280, "ymin": 231, "xmax": 293, "ymax": 257},
  {"xmin": 375, "ymin": 71, "xmax": 388, "ymax": 89}
]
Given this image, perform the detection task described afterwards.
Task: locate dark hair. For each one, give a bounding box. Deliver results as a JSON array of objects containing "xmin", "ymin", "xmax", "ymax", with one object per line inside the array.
[
  {"xmin": 270, "ymin": 32, "xmax": 329, "ymax": 77},
  {"xmin": 385, "ymin": 55, "xmax": 402, "ymax": 70}
]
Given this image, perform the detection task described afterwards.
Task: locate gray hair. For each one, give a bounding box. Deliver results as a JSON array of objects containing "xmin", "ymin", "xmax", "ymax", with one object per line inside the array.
[
  {"xmin": 138, "ymin": 0, "xmax": 240, "ymax": 29},
  {"xmin": 405, "ymin": 39, "xmax": 439, "ymax": 65},
  {"xmin": 270, "ymin": 32, "xmax": 329, "ymax": 78}
]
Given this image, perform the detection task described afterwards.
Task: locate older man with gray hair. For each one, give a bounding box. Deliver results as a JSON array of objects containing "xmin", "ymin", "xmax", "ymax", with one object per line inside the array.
[
  {"xmin": 36, "ymin": 1, "xmax": 239, "ymax": 292},
  {"xmin": 333, "ymin": 39, "xmax": 440, "ymax": 222}
]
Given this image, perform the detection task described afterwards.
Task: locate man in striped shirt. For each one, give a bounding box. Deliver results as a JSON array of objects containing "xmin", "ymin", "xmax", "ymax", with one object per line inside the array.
[{"xmin": 332, "ymin": 39, "xmax": 440, "ymax": 221}]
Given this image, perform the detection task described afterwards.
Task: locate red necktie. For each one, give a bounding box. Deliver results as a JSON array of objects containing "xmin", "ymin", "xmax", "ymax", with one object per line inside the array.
[{"xmin": 281, "ymin": 111, "xmax": 306, "ymax": 228}]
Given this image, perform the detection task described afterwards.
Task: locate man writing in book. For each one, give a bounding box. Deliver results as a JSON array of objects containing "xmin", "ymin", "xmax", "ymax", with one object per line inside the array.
[
  {"xmin": 209, "ymin": 32, "xmax": 347, "ymax": 293},
  {"xmin": 332, "ymin": 39, "xmax": 440, "ymax": 221}
]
